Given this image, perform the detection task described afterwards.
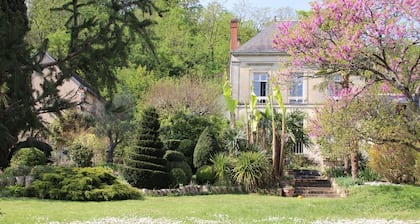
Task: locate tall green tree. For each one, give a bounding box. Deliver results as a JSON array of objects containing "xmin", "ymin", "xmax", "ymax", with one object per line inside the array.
[
  {"xmin": 0, "ymin": 0, "xmax": 40, "ymax": 168},
  {"xmin": 0, "ymin": 0, "xmax": 162, "ymax": 168},
  {"xmin": 123, "ymin": 107, "xmax": 170, "ymax": 189},
  {"xmin": 95, "ymin": 93, "xmax": 135, "ymax": 163}
]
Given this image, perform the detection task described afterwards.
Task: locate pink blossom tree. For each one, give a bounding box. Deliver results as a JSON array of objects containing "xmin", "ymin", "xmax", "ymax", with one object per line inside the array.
[{"xmin": 273, "ymin": 0, "xmax": 420, "ymax": 107}]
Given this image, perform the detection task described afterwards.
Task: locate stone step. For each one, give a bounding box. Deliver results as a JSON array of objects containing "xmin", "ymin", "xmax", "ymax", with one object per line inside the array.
[
  {"xmin": 296, "ymin": 193, "xmax": 339, "ymax": 198},
  {"xmin": 294, "ymin": 187, "xmax": 338, "ymax": 197},
  {"xmin": 295, "ymin": 180, "xmax": 332, "ymax": 188},
  {"xmin": 288, "ymin": 169, "xmax": 321, "ymax": 178}
]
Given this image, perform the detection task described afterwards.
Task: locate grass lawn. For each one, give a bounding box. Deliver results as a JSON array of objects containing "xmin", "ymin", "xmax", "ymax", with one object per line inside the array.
[{"xmin": 0, "ymin": 185, "xmax": 419, "ymax": 224}]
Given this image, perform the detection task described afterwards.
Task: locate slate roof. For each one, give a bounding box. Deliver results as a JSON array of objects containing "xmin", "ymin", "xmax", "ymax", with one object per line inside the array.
[
  {"xmin": 39, "ymin": 52, "xmax": 106, "ymax": 103},
  {"xmin": 233, "ymin": 21, "xmax": 296, "ymax": 55}
]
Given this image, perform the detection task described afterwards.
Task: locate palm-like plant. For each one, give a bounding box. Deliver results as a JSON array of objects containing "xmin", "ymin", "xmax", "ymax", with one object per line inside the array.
[
  {"xmin": 210, "ymin": 152, "xmax": 234, "ymax": 186},
  {"xmin": 233, "ymin": 151, "xmax": 271, "ymax": 192},
  {"xmin": 273, "ymin": 110, "xmax": 312, "ymax": 150},
  {"xmin": 221, "ymin": 128, "xmax": 247, "ymax": 155}
]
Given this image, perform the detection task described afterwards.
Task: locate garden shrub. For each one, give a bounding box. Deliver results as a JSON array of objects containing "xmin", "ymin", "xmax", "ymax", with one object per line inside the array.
[
  {"xmin": 10, "ymin": 147, "xmax": 47, "ymax": 167},
  {"xmin": 233, "ymin": 151, "xmax": 271, "ymax": 192},
  {"xmin": 324, "ymin": 166, "xmax": 346, "ymax": 177},
  {"xmin": 177, "ymin": 139, "xmax": 195, "ymax": 157},
  {"xmin": 170, "ymin": 168, "xmax": 187, "ymax": 187},
  {"xmin": 334, "ymin": 176, "xmax": 364, "ymax": 187},
  {"xmin": 176, "ymin": 139, "xmax": 195, "ymax": 169},
  {"xmin": 30, "ymin": 165, "xmax": 54, "ymax": 179},
  {"xmin": 27, "ymin": 166, "xmax": 141, "ymax": 201},
  {"xmin": 4, "ymin": 165, "xmax": 31, "ymax": 176},
  {"xmin": 164, "ymin": 150, "xmax": 192, "ymax": 186},
  {"xmin": 164, "ymin": 150, "xmax": 186, "ymax": 162},
  {"xmin": 358, "ymin": 167, "xmax": 381, "ymax": 182},
  {"xmin": 69, "ymin": 144, "xmax": 93, "ymax": 167},
  {"xmin": 287, "ymin": 154, "xmax": 317, "ymax": 169},
  {"xmin": 164, "ymin": 139, "xmax": 181, "ymax": 151},
  {"xmin": 123, "ymin": 108, "xmax": 171, "ymax": 189},
  {"xmin": 369, "ymin": 144, "xmax": 417, "ymax": 183},
  {"xmin": 193, "ymin": 127, "xmax": 219, "ymax": 168},
  {"xmin": 195, "ymin": 165, "xmax": 216, "ymax": 185},
  {"xmin": 123, "ymin": 168, "xmax": 171, "ymax": 189},
  {"xmin": 210, "ymin": 153, "xmax": 234, "ymax": 186}
]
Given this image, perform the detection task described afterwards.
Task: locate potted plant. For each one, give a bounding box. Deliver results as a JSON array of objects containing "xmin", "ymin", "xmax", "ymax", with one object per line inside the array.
[{"xmin": 283, "ymin": 185, "xmax": 295, "ymax": 197}]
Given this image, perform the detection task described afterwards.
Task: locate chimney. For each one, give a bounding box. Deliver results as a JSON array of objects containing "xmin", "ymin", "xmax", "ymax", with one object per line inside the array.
[{"xmin": 230, "ymin": 18, "xmax": 239, "ymax": 51}]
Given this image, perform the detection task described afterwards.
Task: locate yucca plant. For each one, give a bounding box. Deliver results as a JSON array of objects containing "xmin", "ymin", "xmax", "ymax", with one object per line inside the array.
[
  {"xmin": 210, "ymin": 153, "xmax": 234, "ymax": 186},
  {"xmin": 233, "ymin": 151, "xmax": 271, "ymax": 192}
]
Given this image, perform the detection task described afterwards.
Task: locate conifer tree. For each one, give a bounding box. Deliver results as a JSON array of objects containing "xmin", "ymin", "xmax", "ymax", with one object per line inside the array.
[
  {"xmin": 193, "ymin": 127, "xmax": 219, "ymax": 169},
  {"xmin": 0, "ymin": 0, "xmax": 40, "ymax": 168},
  {"xmin": 123, "ymin": 107, "xmax": 170, "ymax": 189}
]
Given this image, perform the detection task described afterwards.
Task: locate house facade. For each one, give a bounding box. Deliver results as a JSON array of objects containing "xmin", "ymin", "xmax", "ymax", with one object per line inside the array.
[
  {"xmin": 32, "ymin": 53, "xmax": 105, "ymax": 124},
  {"xmin": 228, "ymin": 19, "xmax": 331, "ymax": 161}
]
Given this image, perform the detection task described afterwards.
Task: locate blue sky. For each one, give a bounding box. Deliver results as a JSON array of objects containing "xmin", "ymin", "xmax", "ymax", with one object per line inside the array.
[{"xmin": 201, "ymin": 0, "xmax": 313, "ymax": 11}]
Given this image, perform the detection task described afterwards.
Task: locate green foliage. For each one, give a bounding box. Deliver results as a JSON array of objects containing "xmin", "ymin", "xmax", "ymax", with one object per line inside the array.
[
  {"xmin": 73, "ymin": 133, "xmax": 107, "ymax": 165},
  {"xmin": 27, "ymin": 166, "xmax": 141, "ymax": 201},
  {"xmin": 195, "ymin": 165, "xmax": 216, "ymax": 185},
  {"xmin": 193, "ymin": 127, "xmax": 219, "ymax": 168},
  {"xmin": 176, "ymin": 139, "xmax": 195, "ymax": 168},
  {"xmin": 159, "ymin": 103, "xmax": 224, "ymax": 141},
  {"xmin": 4, "ymin": 165, "xmax": 31, "ymax": 177},
  {"xmin": 69, "ymin": 144, "xmax": 93, "ymax": 167},
  {"xmin": 220, "ymin": 128, "xmax": 247, "ymax": 154},
  {"xmin": 210, "ymin": 153, "xmax": 234, "ymax": 186},
  {"xmin": 49, "ymin": 110, "xmax": 95, "ymax": 149},
  {"xmin": 145, "ymin": 77, "xmax": 224, "ymax": 118},
  {"xmin": 0, "ymin": 0, "xmax": 39, "ymax": 168},
  {"xmin": 358, "ymin": 167, "xmax": 381, "ymax": 182},
  {"xmin": 232, "ymin": 151, "xmax": 271, "ymax": 192},
  {"xmin": 169, "ymin": 168, "xmax": 187, "ymax": 187},
  {"xmin": 95, "ymin": 93, "xmax": 136, "ymax": 163},
  {"xmin": 1, "ymin": 185, "xmax": 27, "ymax": 197},
  {"xmin": 287, "ymin": 154, "xmax": 317, "ymax": 169},
  {"xmin": 164, "ymin": 150, "xmax": 186, "ymax": 162},
  {"xmin": 164, "ymin": 139, "xmax": 181, "ymax": 151},
  {"xmin": 324, "ymin": 166, "xmax": 346, "ymax": 178},
  {"xmin": 415, "ymin": 157, "xmax": 420, "ymax": 185},
  {"xmin": 10, "ymin": 147, "xmax": 47, "ymax": 167},
  {"xmin": 369, "ymin": 144, "xmax": 417, "ymax": 184},
  {"xmin": 123, "ymin": 107, "xmax": 171, "ymax": 189},
  {"xmin": 29, "ymin": 165, "xmax": 54, "ymax": 179},
  {"xmin": 12, "ymin": 167, "xmax": 141, "ymax": 201},
  {"xmin": 164, "ymin": 150, "xmax": 192, "ymax": 185},
  {"xmin": 334, "ymin": 177, "xmax": 364, "ymax": 187}
]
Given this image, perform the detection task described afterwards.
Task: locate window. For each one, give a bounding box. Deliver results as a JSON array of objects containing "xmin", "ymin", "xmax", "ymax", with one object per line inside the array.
[
  {"xmin": 292, "ymin": 141, "xmax": 305, "ymax": 154},
  {"xmin": 289, "ymin": 73, "xmax": 304, "ymax": 104},
  {"xmin": 253, "ymin": 73, "xmax": 268, "ymax": 103},
  {"xmin": 327, "ymin": 74, "xmax": 342, "ymax": 100}
]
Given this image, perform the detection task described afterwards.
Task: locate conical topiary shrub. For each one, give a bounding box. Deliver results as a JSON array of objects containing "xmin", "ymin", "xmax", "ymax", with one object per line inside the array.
[{"xmin": 123, "ymin": 107, "xmax": 170, "ymax": 189}]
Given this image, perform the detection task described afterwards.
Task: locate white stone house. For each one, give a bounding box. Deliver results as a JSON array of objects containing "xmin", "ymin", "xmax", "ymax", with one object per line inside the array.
[
  {"xmin": 228, "ymin": 19, "xmax": 334, "ymax": 161},
  {"xmin": 31, "ymin": 52, "xmax": 105, "ymax": 124}
]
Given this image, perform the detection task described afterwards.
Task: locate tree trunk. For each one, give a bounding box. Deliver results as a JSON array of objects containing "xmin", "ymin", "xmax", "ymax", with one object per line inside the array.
[
  {"xmin": 261, "ymin": 128, "xmax": 266, "ymax": 149},
  {"xmin": 343, "ymin": 154, "xmax": 350, "ymax": 176},
  {"xmin": 230, "ymin": 112, "xmax": 236, "ymax": 128},
  {"xmin": 351, "ymin": 148, "xmax": 359, "ymax": 180},
  {"xmin": 272, "ymin": 133, "xmax": 280, "ymax": 178},
  {"xmin": 279, "ymin": 120, "xmax": 286, "ymax": 177},
  {"xmin": 106, "ymin": 142, "xmax": 117, "ymax": 163}
]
